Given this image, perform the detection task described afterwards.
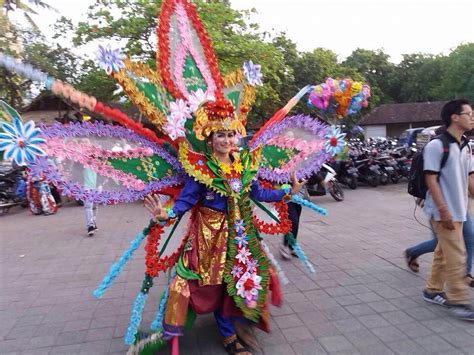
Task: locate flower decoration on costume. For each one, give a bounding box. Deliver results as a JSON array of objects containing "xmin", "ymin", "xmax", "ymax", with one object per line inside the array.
[
  {"xmin": 220, "ymin": 162, "xmax": 232, "ymax": 175},
  {"xmin": 188, "ymin": 89, "xmax": 215, "ymax": 113},
  {"xmin": 233, "ymin": 160, "xmax": 243, "ymax": 173},
  {"xmin": 324, "ymin": 126, "xmax": 346, "ymax": 156},
  {"xmin": 243, "ymin": 61, "xmax": 263, "ymax": 86},
  {"xmin": 246, "ymin": 258, "xmax": 258, "ymax": 274},
  {"xmin": 96, "ymin": 44, "xmax": 126, "ymax": 75},
  {"xmin": 164, "ymin": 115, "xmax": 186, "ymax": 141},
  {"xmin": 0, "ymin": 118, "xmax": 46, "ymax": 165},
  {"xmin": 234, "ymin": 219, "xmax": 245, "ymax": 233},
  {"xmin": 229, "ymin": 178, "xmax": 242, "ymax": 193},
  {"xmin": 231, "ymin": 265, "xmax": 244, "ymax": 278},
  {"xmin": 235, "ymin": 233, "xmax": 248, "ymax": 248},
  {"xmin": 169, "ymin": 99, "xmax": 192, "ymax": 122},
  {"xmin": 236, "ymin": 247, "xmax": 251, "ymax": 264},
  {"xmin": 236, "ymin": 272, "xmax": 263, "ymax": 308}
]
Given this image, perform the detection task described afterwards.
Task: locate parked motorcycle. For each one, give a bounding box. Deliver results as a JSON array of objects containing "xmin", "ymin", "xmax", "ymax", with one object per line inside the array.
[
  {"xmin": 374, "ymin": 154, "xmax": 400, "ymax": 184},
  {"xmin": 352, "ymin": 150, "xmax": 382, "ymax": 187},
  {"xmin": 307, "ymin": 163, "xmax": 344, "ymax": 201},
  {"xmin": 0, "ymin": 162, "xmax": 27, "ymax": 214},
  {"xmin": 333, "ymin": 159, "xmax": 358, "ymax": 190}
]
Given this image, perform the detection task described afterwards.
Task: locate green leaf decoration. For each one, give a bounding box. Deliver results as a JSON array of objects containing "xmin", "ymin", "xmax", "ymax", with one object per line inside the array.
[
  {"xmin": 225, "ymin": 89, "xmax": 242, "ymax": 109},
  {"xmin": 183, "ymin": 55, "xmax": 207, "ymax": 93},
  {"xmin": 0, "ymin": 100, "xmax": 21, "ymax": 123},
  {"xmin": 133, "ymin": 78, "xmax": 172, "ymax": 114},
  {"xmin": 261, "ymin": 146, "xmax": 299, "ymax": 168},
  {"xmin": 108, "ymin": 156, "xmax": 174, "ymax": 182}
]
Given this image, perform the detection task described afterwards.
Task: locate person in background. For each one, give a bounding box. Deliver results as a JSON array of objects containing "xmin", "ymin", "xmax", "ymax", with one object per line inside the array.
[
  {"xmin": 84, "ymin": 165, "xmax": 98, "ymax": 236},
  {"xmin": 421, "ymin": 99, "xmax": 474, "ymax": 321},
  {"xmin": 405, "ymin": 125, "xmax": 473, "ymax": 287},
  {"xmin": 82, "ymin": 138, "xmax": 99, "ymax": 236}
]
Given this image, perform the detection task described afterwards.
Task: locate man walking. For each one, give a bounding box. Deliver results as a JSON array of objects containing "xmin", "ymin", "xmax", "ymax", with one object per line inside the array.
[{"xmin": 422, "ymin": 99, "xmax": 474, "ymax": 320}]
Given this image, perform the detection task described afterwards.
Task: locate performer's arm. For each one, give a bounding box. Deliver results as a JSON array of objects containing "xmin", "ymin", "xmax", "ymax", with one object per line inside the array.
[
  {"xmin": 145, "ymin": 177, "xmax": 202, "ymax": 221},
  {"xmin": 250, "ymin": 172, "xmax": 306, "ymax": 202},
  {"xmin": 171, "ymin": 177, "xmax": 202, "ymax": 217},
  {"xmin": 250, "ymin": 181, "xmax": 286, "ymax": 202}
]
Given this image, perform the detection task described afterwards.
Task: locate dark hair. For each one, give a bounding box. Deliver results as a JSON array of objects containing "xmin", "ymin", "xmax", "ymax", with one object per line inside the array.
[{"xmin": 440, "ymin": 98, "xmax": 471, "ymax": 126}]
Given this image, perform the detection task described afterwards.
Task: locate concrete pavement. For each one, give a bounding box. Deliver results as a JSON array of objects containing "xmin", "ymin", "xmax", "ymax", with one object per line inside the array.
[{"xmin": 0, "ymin": 184, "xmax": 473, "ymax": 354}]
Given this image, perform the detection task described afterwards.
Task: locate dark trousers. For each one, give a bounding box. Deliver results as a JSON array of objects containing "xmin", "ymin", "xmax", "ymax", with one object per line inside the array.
[{"xmin": 284, "ymin": 202, "xmax": 302, "ymax": 247}]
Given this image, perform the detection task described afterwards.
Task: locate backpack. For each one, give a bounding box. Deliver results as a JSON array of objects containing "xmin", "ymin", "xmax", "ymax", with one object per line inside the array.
[{"xmin": 407, "ymin": 133, "xmax": 450, "ymax": 199}]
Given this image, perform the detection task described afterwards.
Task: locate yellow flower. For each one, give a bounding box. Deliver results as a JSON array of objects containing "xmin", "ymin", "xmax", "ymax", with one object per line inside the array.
[
  {"xmin": 233, "ymin": 160, "xmax": 243, "ymax": 173},
  {"xmin": 220, "ymin": 163, "xmax": 232, "ymax": 175}
]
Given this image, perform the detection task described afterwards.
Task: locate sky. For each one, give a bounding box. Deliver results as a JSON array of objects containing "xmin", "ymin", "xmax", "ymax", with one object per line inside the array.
[{"xmin": 29, "ymin": 0, "xmax": 474, "ymax": 63}]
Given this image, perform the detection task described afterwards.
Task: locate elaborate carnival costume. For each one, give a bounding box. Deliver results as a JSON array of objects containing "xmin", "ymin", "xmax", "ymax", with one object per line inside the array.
[{"xmin": 0, "ymin": 0, "xmax": 370, "ymax": 353}]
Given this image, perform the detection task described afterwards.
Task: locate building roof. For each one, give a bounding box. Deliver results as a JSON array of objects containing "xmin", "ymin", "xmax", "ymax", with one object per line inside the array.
[{"xmin": 360, "ymin": 101, "xmax": 446, "ymax": 126}]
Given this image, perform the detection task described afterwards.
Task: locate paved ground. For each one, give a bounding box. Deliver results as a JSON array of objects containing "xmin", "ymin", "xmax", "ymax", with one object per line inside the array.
[{"xmin": 1, "ymin": 183, "xmax": 473, "ymax": 355}]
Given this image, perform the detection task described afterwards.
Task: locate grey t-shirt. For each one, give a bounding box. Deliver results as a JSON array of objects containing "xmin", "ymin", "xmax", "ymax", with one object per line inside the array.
[{"xmin": 423, "ymin": 135, "xmax": 473, "ymax": 222}]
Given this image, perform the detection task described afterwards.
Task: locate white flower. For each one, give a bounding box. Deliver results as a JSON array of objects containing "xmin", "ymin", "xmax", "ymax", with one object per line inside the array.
[
  {"xmin": 235, "ymin": 247, "xmax": 251, "ymax": 264},
  {"xmin": 163, "ymin": 115, "xmax": 186, "ymax": 141},
  {"xmin": 324, "ymin": 126, "xmax": 346, "ymax": 156},
  {"xmin": 243, "ymin": 61, "xmax": 263, "ymax": 86},
  {"xmin": 96, "ymin": 44, "xmax": 126, "ymax": 75},
  {"xmin": 0, "ymin": 118, "xmax": 46, "ymax": 165},
  {"xmin": 169, "ymin": 99, "xmax": 191, "ymax": 122},
  {"xmin": 188, "ymin": 89, "xmax": 215, "ymax": 113}
]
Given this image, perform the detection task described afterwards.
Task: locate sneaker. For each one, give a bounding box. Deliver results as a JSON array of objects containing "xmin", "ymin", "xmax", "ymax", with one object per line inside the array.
[
  {"xmin": 87, "ymin": 226, "xmax": 95, "ymax": 236},
  {"xmin": 448, "ymin": 304, "xmax": 474, "ymax": 321},
  {"xmin": 423, "ymin": 289, "xmax": 449, "ymax": 307},
  {"xmin": 466, "ymin": 274, "xmax": 474, "ymax": 288},
  {"xmin": 93, "ymin": 224, "xmax": 99, "ymax": 232},
  {"xmin": 279, "ymin": 245, "xmax": 291, "ymax": 260}
]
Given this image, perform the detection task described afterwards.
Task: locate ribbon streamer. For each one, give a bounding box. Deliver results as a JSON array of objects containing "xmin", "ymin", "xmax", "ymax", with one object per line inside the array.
[{"xmin": 291, "ymin": 194, "xmax": 327, "ymax": 216}]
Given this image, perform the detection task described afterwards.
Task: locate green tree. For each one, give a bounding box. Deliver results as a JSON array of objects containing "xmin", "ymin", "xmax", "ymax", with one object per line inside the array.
[
  {"xmin": 0, "ymin": 28, "xmax": 86, "ymax": 106},
  {"xmin": 394, "ymin": 53, "xmax": 445, "ymax": 102},
  {"xmin": 343, "ymin": 48, "xmax": 397, "ymax": 105},
  {"xmin": 432, "ymin": 43, "xmax": 474, "ymax": 101}
]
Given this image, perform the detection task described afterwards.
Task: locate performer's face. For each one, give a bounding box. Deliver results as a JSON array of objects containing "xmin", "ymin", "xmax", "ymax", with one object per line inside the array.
[{"xmin": 210, "ymin": 130, "xmax": 236, "ymax": 155}]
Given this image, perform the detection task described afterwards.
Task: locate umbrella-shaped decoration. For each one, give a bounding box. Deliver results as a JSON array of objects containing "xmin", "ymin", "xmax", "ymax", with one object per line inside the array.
[
  {"xmin": 324, "ymin": 126, "xmax": 346, "ymax": 156},
  {"xmin": 0, "ymin": 117, "xmax": 46, "ymax": 165}
]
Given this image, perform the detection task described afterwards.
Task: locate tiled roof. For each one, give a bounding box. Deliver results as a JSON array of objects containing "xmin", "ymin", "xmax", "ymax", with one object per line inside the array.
[{"xmin": 360, "ymin": 101, "xmax": 446, "ymax": 125}]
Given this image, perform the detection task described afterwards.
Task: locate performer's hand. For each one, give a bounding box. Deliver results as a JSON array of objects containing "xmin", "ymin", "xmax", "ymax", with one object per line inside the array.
[
  {"xmin": 290, "ymin": 172, "xmax": 307, "ymax": 195},
  {"xmin": 144, "ymin": 194, "xmax": 168, "ymax": 221}
]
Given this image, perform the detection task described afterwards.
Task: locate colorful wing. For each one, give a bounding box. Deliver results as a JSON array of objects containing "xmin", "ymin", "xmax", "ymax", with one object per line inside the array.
[
  {"xmin": 250, "ymin": 114, "xmax": 331, "ymax": 183},
  {"xmin": 29, "ymin": 121, "xmax": 185, "ymax": 204},
  {"xmin": 251, "ymin": 78, "xmax": 370, "ymax": 182}
]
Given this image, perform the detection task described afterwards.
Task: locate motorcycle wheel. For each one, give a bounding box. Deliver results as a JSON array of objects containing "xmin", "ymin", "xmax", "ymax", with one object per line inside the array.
[
  {"xmin": 328, "ymin": 181, "xmax": 344, "ymax": 201},
  {"xmin": 367, "ymin": 175, "xmax": 379, "ymax": 187},
  {"xmin": 380, "ymin": 173, "xmax": 389, "ymax": 185},
  {"xmin": 390, "ymin": 174, "xmax": 399, "ymax": 184},
  {"xmin": 348, "ymin": 175, "xmax": 357, "ymax": 190}
]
